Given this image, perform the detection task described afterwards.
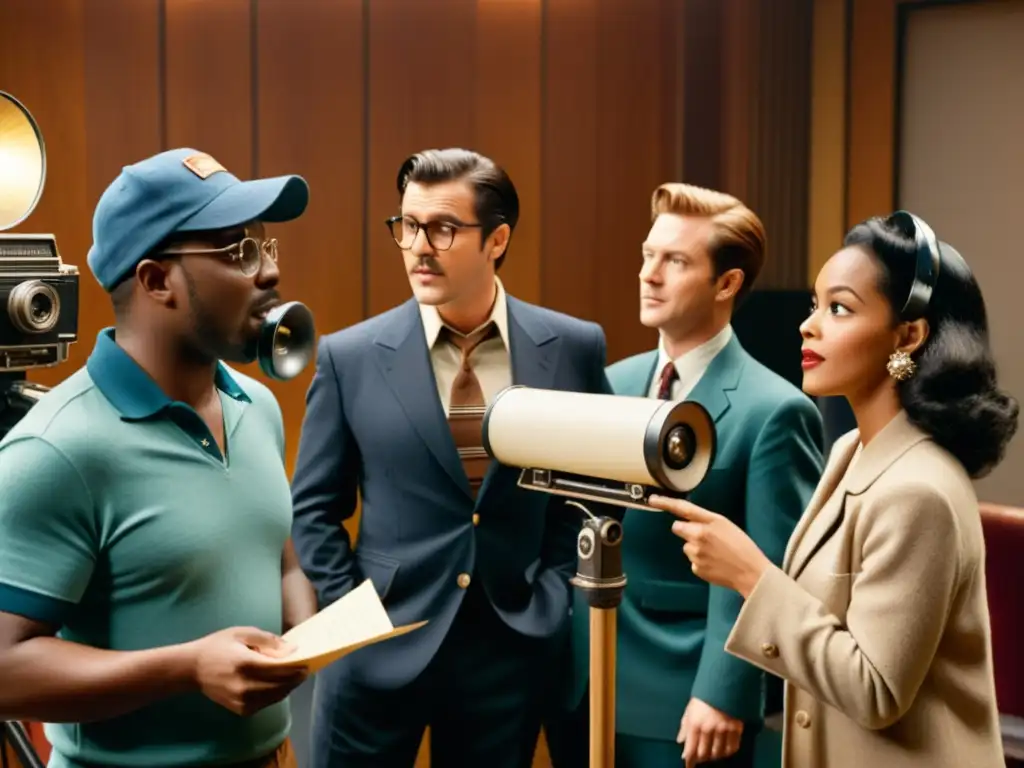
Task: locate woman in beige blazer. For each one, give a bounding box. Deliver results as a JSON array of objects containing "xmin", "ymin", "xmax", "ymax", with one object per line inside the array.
[{"xmin": 649, "ymin": 211, "xmax": 1019, "ymax": 767}]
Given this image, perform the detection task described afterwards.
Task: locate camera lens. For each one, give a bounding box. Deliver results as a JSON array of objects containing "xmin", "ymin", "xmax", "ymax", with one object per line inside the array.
[
  {"xmin": 664, "ymin": 424, "xmax": 696, "ymax": 470},
  {"xmin": 8, "ymin": 280, "xmax": 59, "ymax": 334},
  {"xmin": 601, "ymin": 520, "xmax": 623, "ymax": 546}
]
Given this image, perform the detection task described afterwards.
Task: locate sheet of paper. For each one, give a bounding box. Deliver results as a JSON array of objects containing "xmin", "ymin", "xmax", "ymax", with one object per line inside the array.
[{"xmin": 269, "ymin": 579, "xmax": 427, "ymax": 673}]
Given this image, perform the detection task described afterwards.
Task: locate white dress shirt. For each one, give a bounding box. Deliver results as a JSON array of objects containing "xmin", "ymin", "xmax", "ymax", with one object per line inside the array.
[
  {"xmin": 419, "ymin": 278, "xmax": 512, "ymax": 415},
  {"xmin": 648, "ymin": 324, "xmax": 734, "ymax": 400}
]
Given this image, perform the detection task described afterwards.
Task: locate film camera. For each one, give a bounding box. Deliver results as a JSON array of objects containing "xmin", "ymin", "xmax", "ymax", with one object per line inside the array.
[{"xmin": 0, "ymin": 91, "xmax": 79, "ymax": 439}]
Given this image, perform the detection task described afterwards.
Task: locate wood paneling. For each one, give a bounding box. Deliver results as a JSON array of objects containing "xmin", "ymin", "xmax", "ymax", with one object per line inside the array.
[
  {"xmin": 475, "ymin": 0, "xmax": 543, "ymax": 305},
  {"xmin": 164, "ymin": 0, "xmax": 254, "ymax": 176},
  {"xmin": 0, "ymin": 0, "xmax": 816, "ymax": 409},
  {"xmin": 807, "ymin": 0, "xmax": 848, "ymax": 280},
  {"xmin": 593, "ymin": 0, "xmax": 683, "ymax": 360},
  {"xmin": 0, "ymin": 2, "xmax": 819, "ymax": 766},
  {"xmin": 812, "ymin": 0, "xmax": 935, "ymax": 255},
  {"xmin": 0, "ymin": 0, "xmax": 90, "ymax": 386},
  {"xmin": 540, "ymin": 0, "xmax": 599, "ymax": 322},
  {"xmin": 366, "ymin": 0, "xmax": 477, "ymax": 316},
  {"xmin": 253, "ymin": 0, "xmax": 367, "ymax": 475},
  {"xmin": 847, "ymin": 0, "xmax": 900, "ymax": 227},
  {"xmin": 748, "ymin": 0, "xmax": 814, "ymax": 290},
  {"xmin": 681, "ymin": 0, "xmax": 815, "ymax": 293}
]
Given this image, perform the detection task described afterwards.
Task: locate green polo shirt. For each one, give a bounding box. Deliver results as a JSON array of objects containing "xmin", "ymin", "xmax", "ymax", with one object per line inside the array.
[{"xmin": 0, "ymin": 328, "xmax": 293, "ymax": 767}]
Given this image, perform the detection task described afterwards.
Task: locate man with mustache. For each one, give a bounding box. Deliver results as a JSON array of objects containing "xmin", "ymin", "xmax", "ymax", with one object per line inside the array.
[
  {"xmin": 290, "ymin": 147, "xmax": 613, "ymax": 768},
  {"xmin": 547, "ymin": 182, "xmax": 824, "ymax": 767},
  {"xmin": 0, "ymin": 148, "xmax": 317, "ymax": 768}
]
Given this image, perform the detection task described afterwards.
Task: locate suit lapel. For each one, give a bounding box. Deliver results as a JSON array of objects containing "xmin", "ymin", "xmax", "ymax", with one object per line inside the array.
[
  {"xmin": 374, "ymin": 300, "xmax": 468, "ymax": 494},
  {"xmin": 683, "ymin": 335, "xmax": 745, "ymax": 427},
  {"xmin": 507, "ymin": 297, "xmax": 560, "ymax": 391},
  {"xmin": 476, "ymin": 297, "xmax": 560, "ymax": 502},
  {"xmin": 784, "ymin": 411, "xmax": 929, "ymax": 579},
  {"xmin": 784, "ymin": 434, "xmax": 858, "ymax": 578},
  {"xmin": 627, "ymin": 352, "xmax": 658, "ymax": 397}
]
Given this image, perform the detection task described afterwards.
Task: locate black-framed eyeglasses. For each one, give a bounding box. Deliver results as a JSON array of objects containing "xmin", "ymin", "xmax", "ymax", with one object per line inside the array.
[
  {"xmin": 158, "ymin": 237, "xmax": 278, "ymax": 278},
  {"xmin": 385, "ymin": 215, "xmax": 482, "ymax": 252}
]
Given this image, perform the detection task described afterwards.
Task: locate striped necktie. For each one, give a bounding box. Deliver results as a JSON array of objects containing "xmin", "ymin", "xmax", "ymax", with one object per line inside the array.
[
  {"xmin": 443, "ymin": 322, "xmax": 499, "ymax": 497},
  {"xmin": 657, "ymin": 360, "xmax": 678, "ymax": 400}
]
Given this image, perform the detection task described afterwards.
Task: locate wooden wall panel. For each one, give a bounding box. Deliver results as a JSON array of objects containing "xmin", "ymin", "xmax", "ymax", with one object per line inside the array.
[
  {"xmin": 253, "ymin": 0, "xmax": 366, "ymax": 475},
  {"xmin": 0, "ymin": 0, "xmax": 817, "ymax": 416},
  {"xmin": 540, "ymin": 0, "xmax": 599, "ymax": 321},
  {"xmin": 682, "ymin": 0, "xmax": 724, "ymax": 191},
  {"xmin": 0, "ymin": 0, "xmax": 91, "ymax": 387},
  {"xmin": 0, "ymin": 3, "xmax": 823, "ymax": 765},
  {"xmin": 720, "ymin": 0, "xmax": 756, "ymax": 202},
  {"xmin": 807, "ymin": 0, "xmax": 848, "ymax": 281},
  {"xmin": 847, "ymin": 0, "xmax": 899, "ymax": 227},
  {"xmin": 594, "ymin": 0, "xmax": 681, "ymax": 362},
  {"xmin": 748, "ymin": 0, "xmax": 814, "ymax": 290},
  {"xmin": 475, "ymin": 0, "xmax": 543, "ymax": 304},
  {"xmin": 164, "ymin": 0, "xmax": 254, "ymax": 177},
  {"xmin": 365, "ymin": 0, "xmax": 477, "ymax": 316},
  {"xmin": 82, "ymin": 0, "xmax": 164, "ymax": 337}
]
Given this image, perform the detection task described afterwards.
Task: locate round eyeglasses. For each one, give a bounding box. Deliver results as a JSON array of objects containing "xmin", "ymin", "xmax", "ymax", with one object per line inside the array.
[
  {"xmin": 159, "ymin": 236, "xmax": 278, "ymax": 277},
  {"xmin": 386, "ymin": 215, "xmax": 482, "ymax": 252}
]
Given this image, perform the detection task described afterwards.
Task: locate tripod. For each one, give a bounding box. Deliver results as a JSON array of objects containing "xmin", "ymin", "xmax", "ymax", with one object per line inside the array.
[
  {"xmin": 566, "ymin": 502, "xmax": 626, "ymax": 768},
  {"xmin": 0, "ymin": 721, "xmax": 45, "ymax": 768},
  {"xmin": 0, "ymin": 372, "xmax": 49, "ymax": 441}
]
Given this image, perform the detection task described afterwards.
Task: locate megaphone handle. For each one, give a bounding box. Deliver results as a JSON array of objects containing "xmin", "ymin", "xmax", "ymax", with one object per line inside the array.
[{"xmin": 590, "ymin": 606, "xmax": 617, "ymax": 768}]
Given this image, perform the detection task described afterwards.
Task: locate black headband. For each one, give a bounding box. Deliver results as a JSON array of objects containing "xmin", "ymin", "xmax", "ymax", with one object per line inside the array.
[{"xmin": 888, "ymin": 210, "xmax": 942, "ymax": 321}]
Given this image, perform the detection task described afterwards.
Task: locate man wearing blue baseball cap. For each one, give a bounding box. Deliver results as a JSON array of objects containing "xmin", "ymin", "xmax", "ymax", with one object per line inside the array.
[{"xmin": 0, "ymin": 148, "xmax": 317, "ymax": 768}]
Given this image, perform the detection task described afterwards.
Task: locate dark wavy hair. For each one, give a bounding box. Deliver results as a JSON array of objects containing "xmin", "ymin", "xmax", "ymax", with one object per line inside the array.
[
  {"xmin": 396, "ymin": 148, "xmax": 518, "ymax": 271},
  {"xmin": 844, "ymin": 214, "xmax": 1018, "ymax": 478}
]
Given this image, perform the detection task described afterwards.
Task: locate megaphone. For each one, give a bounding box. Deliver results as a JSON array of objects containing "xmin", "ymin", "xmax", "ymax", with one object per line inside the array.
[
  {"xmin": 256, "ymin": 299, "xmax": 316, "ymax": 381},
  {"xmin": 482, "ymin": 385, "xmax": 716, "ymax": 511}
]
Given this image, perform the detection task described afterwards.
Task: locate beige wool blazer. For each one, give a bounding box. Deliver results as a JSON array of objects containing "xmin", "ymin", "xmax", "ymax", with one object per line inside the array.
[{"xmin": 725, "ymin": 410, "xmax": 1004, "ymax": 767}]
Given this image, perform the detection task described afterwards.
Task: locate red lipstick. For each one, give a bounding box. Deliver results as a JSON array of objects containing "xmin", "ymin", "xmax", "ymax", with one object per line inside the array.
[{"xmin": 801, "ymin": 349, "xmax": 824, "ymax": 370}]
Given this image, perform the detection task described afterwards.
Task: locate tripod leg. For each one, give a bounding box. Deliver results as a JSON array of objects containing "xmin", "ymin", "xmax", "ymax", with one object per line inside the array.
[{"xmin": 589, "ymin": 606, "xmax": 616, "ymax": 768}]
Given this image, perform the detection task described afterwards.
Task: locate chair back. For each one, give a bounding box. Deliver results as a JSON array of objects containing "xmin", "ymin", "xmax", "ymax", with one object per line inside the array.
[{"xmin": 980, "ymin": 502, "xmax": 1024, "ymax": 718}]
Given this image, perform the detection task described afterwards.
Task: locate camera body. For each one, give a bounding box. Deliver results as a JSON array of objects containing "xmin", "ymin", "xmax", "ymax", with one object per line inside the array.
[
  {"xmin": 0, "ymin": 233, "xmax": 79, "ymax": 372},
  {"xmin": 571, "ymin": 514, "xmax": 626, "ymax": 609}
]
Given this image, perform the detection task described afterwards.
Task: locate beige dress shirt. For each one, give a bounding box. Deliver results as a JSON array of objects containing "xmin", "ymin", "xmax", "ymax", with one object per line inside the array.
[{"xmin": 419, "ymin": 277, "xmax": 512, "ymax": 415}]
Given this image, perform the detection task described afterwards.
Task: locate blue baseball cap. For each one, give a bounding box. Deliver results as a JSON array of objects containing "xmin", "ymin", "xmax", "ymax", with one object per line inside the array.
[{"xmin": 87, "ymin": 148, "xmax": 309, "ymax": 291}]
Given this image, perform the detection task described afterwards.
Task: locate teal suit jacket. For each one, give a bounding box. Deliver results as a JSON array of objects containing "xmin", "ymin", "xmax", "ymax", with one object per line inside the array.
[{"xmin": 567, "ymin": 334, "xmax": 824, "ymax": 741}]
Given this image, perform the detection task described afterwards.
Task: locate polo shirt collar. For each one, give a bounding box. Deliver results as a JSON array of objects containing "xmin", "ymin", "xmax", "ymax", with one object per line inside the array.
[{"xmin": 86, "ymin": 327, "xmax": 251, "ymax": 421}]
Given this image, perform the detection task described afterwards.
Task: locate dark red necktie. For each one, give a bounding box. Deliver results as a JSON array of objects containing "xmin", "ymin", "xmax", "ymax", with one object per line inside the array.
[{"xmin": 656, "ymin": 360, "xmax": 678, "ymax": 400}]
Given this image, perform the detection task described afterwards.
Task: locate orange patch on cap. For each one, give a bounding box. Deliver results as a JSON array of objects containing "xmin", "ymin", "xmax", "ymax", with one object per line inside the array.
[{"xmin": 182, "ymin": 153, "xmax": 227, "ymax": 180}]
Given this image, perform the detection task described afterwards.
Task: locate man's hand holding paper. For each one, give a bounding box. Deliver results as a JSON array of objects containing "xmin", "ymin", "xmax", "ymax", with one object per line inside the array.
[{"xmin": 263, "ymin": 579, "xmax": 427, "ymax": 673}]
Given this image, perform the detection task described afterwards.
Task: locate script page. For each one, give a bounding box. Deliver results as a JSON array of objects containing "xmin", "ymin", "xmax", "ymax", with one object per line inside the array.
[{"xmin": 271, "ymin": 579, "xmax": 426, "ymax": 672}]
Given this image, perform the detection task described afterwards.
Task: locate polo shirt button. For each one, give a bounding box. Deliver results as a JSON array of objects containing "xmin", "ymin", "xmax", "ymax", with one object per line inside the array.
[
  {"xmin": 795, "ymin": 710, "xmax": 811, "ymax": 729},
  {"xmin": 761, "ymin": 642, "xmax": 779, "ymax": 659},
  {"xmin": 457, "ymin": 573, "xmax": 471, "ymax": 589},
  {"xmin": 472, "ymin": 513, "xmax": 480, "ymax": 526}
]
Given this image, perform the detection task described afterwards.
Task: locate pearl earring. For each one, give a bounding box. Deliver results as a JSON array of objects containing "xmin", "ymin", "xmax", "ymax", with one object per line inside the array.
[{"xmin": 886, "ymin": 350, "xmax": 916, "ymax": 381}]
